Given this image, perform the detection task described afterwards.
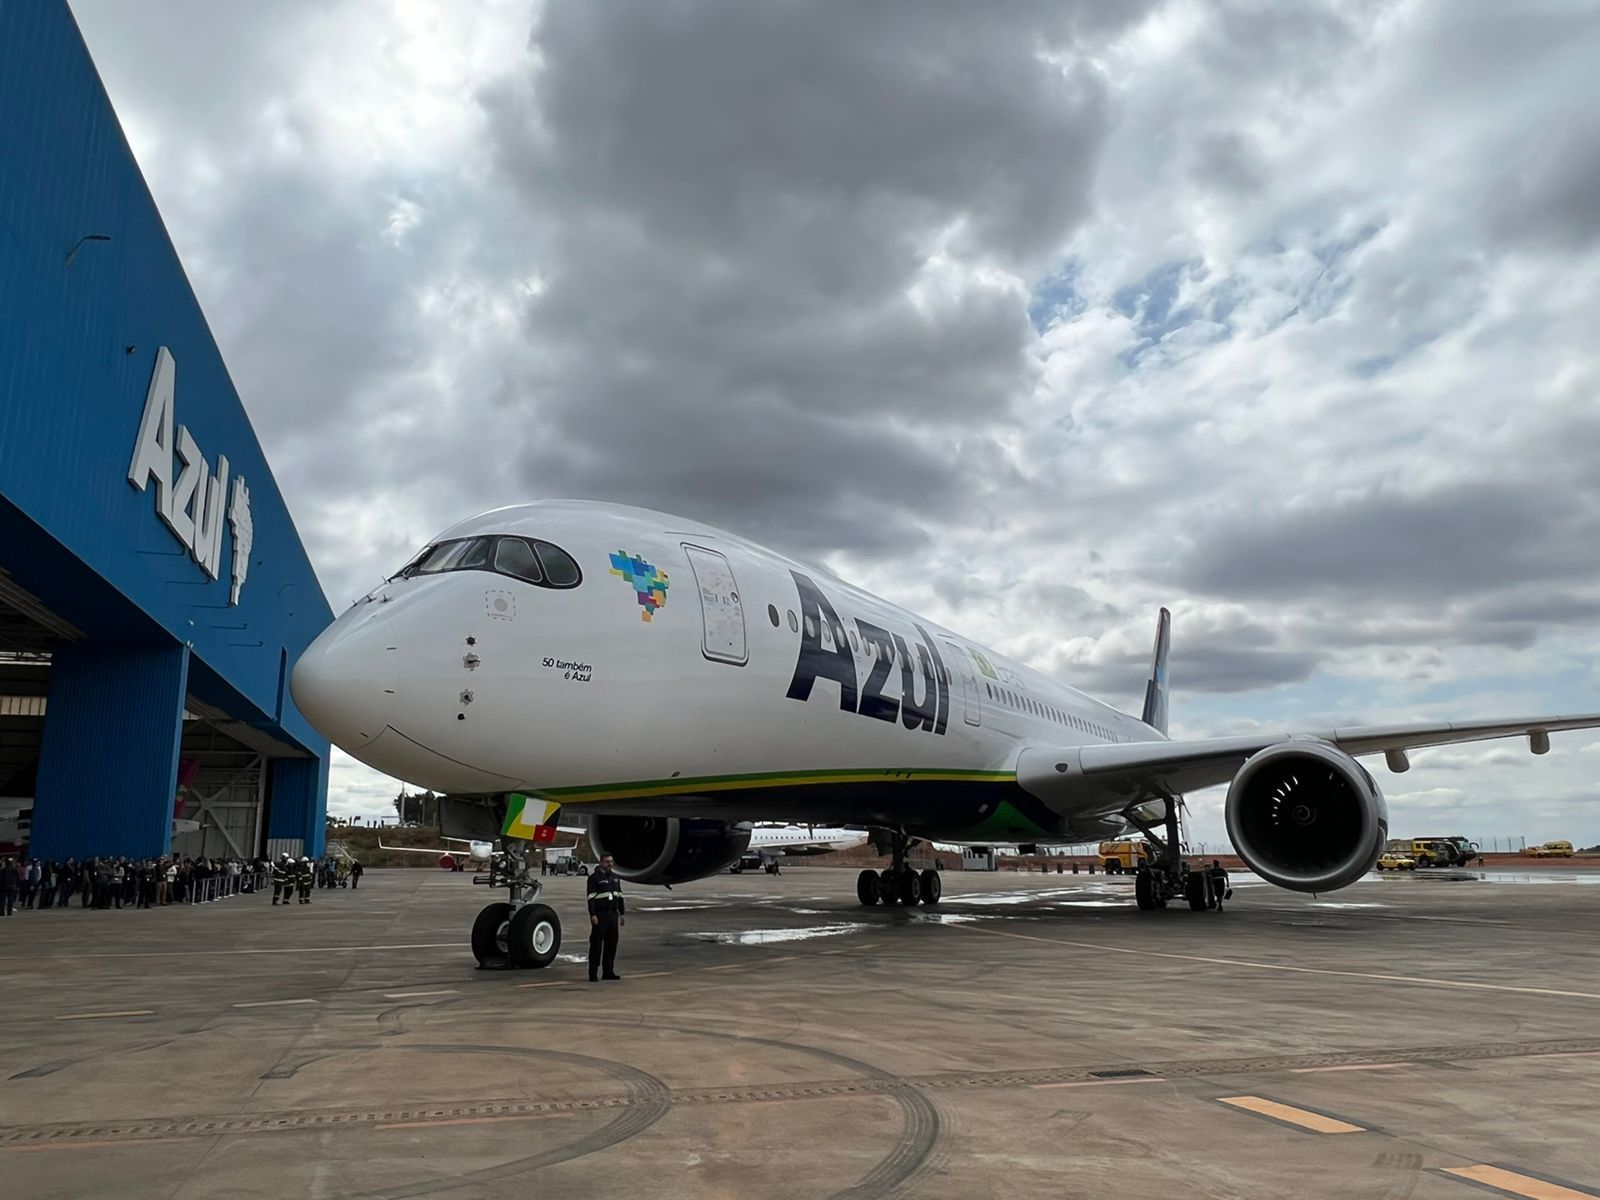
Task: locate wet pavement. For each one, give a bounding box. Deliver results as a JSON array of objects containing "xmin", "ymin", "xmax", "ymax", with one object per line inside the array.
[{"xmin": 0, "ymin": 866, "xmax": 1597, "ymax": 1198}]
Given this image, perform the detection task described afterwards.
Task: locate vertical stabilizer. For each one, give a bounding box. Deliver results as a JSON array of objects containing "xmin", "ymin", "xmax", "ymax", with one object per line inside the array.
[{"xmin": 1141, "ymin": 607, "xmax": 1171, "ymax": 737}]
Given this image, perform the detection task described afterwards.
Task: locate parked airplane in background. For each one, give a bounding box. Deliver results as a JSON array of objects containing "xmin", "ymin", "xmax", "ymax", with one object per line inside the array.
[
  {"xmin": 378, "ymin": 835, "xmax": 494, "ymax": 871},
  {"xmin": 732, "ymin": 823, "xmax": 868, "ymax": 873},
  {"xmin": 291, "ymin": 500, "xmax": 1600, "ymax": 968}
]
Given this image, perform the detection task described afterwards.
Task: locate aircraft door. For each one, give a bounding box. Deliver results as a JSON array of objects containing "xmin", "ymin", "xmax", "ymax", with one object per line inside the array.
[
  {"xmin": 940, "ymin": 637, "xmax": 981, "ymax": 727},
  {"xmin": 683, "ymin": 544, "xmax": 748, "ymax": 666}
]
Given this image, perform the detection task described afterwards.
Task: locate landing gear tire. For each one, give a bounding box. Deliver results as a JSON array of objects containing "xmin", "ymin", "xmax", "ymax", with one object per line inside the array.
[
  {"xmin": 857, "ymin": 869, "xmax": 880, "ymax": 906},
  {"xmin": 1185, "ymin": 870, "xmax": 1212, "ymax": 912},
  {"xmin": 471, "ymin": 901, "xmax": 514, "ymax": 967},
  {"xmin": 918, "ymin": 869, "xmax": 942, "ymax": 906},
  {"xmin": 507, "ymin": 903, "xmax": 562, "ymax": 968},
  {"xmin": 766, "ymin": 863, "xmax": 780, "ymax": 875},
  {"xmin": 1135, "ymin": 870, "xmax": 1157, "ymax": 911},
  {"xmin": 878, "ymin": 868, "xmax": 900, "ymax": 906},
  {"xmin": 897, "ymin": 868, "xmax": 920, "ymax": 906}
]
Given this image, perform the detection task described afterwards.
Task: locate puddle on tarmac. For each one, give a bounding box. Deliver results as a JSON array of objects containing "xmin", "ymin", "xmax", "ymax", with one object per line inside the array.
[
  {"xmin": 906, "ymin": 911, "xmax": 981, "ymax": 924},
  {"xmin": 1417, "ymin": 869, "xmax": 1600, "ymax": 885},
  {"xmin": 686, "ymin": 923, "xmax": 873, "ymax": 945},
  {"xmin": 638, "ymin": 905, "xmax": 717, "ymax": 911},
  {"xmin": 1309, "ymin": 901, "xmax": 1386, "ymax": 909}
]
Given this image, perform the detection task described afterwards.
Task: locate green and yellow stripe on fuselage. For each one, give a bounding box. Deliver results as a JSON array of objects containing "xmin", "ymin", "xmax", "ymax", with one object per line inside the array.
[{"xmin": 519, "ymin": 766, "xmax": 1063, "ymax": 840}]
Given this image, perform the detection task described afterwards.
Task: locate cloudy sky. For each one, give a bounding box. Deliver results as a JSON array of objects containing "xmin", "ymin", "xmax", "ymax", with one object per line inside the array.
[{"xmin": 71, "ymin": 0, "xmax": 1600, "ymax": 848}]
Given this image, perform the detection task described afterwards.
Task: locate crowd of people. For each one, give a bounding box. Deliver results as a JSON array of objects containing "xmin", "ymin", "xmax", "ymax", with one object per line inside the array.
[{"xmin": 0, "ymin": 854, "xmax": 267, "ymax": 915}]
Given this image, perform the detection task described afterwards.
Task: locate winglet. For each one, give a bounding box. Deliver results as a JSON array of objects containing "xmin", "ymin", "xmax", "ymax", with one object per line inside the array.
[{"xmin": 1141, "ymin": 607, "xmax": 1171, "ymax": 737}]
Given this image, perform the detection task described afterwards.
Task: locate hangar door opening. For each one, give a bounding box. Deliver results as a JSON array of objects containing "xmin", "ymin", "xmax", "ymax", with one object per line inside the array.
[{"xmin": 682, "ymin": 544, "xmax": 747, "ymax": 666}]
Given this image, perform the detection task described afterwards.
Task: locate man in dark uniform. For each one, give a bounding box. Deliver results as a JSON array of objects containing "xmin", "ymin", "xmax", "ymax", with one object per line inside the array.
[
  {"xmin": 272, "ymin": 854, "xmax": 293, "ymax": 906},
  {"xmin": 297, "ymin": 857, "xmax": 314, "ymax": 904},
  {"xmin": 1207, "ymin": 860, "xmax": 1230, "ymax": 912},
  {"xmin": 587, "ymin": 853, "xmax": 625, "ymax": 981}
]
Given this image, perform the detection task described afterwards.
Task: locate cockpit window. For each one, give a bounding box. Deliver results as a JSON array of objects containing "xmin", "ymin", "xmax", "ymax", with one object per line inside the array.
[
  {"xmin": 535, "ymin": 541, "xmax": 581, "ymax": 587},
  {"xmin": 393, "ymin": 535, "xmax": 582, "ymax": 590},
  {"xmin": 494, "ymin": 538, "xmax": 544, "ymax": 583},
  {"xmin": 415, "ymin": 538, "xmax": 489, "ymax": 574}
]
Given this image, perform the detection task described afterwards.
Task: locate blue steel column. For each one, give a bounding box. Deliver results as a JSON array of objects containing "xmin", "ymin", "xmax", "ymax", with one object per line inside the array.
[
  {"xmin": 267, "ymin": 756, "xmax": 329, "ymax": 858},
  {"xmin": 31, "ymin": 640, "xmax": 190, "ymax": 860}
]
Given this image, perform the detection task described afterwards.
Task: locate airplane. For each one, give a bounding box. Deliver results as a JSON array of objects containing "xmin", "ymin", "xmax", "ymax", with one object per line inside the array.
[
  {"xmin": 378, "ymin": 835, "xmax": 495, "ymax": 871},
  {"xmin": 731, "ymin": 823, "xmax": 869, "ymax": 873},
  {"xmin": 290, "ymin": 499, "xmax": 1600, "ymax": 969}
]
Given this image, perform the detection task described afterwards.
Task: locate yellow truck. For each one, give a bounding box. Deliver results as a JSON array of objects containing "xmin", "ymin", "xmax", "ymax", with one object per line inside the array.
[
  {"xmin": 1528, "ymin": 840, "xmax": 1575, "ymax": 858},
  {"xmin": 1098, "ymin": 840, "xmax": 1155, "ymax": 874}
]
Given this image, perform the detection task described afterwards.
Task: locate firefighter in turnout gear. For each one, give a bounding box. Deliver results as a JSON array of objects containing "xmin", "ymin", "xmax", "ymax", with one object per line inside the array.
[
  {"xmin": 272, "ymin": 854, "xmax": 293, "ymax": 906},
  {"xmin": 297, "ymin": 856, "xmax": 314, "ymax": 904},
  {"xmin": 587, "ymin": 853, "xmax": 625, "ymax": 981}
]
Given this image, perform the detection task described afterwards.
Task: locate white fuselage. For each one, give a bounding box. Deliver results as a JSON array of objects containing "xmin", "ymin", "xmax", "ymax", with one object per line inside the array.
[{"xmin": 291, "ymin": 501, "xmax": 1161, "ymax": 843}]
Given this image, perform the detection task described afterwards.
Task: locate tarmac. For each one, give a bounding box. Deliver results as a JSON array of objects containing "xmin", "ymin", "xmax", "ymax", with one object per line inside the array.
[{"xmin": 1, "ymin": 865, "xmax": 1597, "ymax": 1199}]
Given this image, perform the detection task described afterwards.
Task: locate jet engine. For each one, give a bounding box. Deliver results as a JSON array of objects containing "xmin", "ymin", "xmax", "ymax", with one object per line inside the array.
[
  {"xmin": 587, "ymin": 816, "xmax": 752, "ymax": 885},
  {"xmin": 1224, "ymin": 741, "xmax": 1387, "ymax": 893}
]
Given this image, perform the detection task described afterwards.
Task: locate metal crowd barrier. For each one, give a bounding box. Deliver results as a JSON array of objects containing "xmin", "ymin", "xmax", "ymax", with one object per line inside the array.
[{"xmin": 184, "ymin": 869, "xmax": 268, "ymax": 904}]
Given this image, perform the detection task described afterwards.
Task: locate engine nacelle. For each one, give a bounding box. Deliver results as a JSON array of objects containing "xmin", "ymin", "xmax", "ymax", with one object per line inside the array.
[
  {"xmin": 1224, "ymin": 741, "xmax": 1388, "ymax": 893},
  {"xmin": 588, "ymin": 816, "xmax": 752, "ymax": 885}
]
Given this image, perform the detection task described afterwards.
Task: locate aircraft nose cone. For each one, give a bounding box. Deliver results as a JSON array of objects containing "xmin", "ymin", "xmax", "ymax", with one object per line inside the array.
[{"xmin": 290, "ymin": 610, "xmax": 398, "ymax": 750}]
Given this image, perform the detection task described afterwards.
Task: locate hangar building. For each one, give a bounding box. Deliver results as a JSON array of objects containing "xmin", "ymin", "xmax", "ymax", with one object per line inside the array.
[{"xmin": 0, "ymin": 2, "xmax": 335, "ymax": 862}]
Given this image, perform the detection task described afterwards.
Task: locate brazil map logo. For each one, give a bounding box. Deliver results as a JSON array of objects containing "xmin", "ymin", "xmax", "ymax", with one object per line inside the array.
[{"xmin": 609, "ymin": 550, "xmax": 670, "ymax": 622}]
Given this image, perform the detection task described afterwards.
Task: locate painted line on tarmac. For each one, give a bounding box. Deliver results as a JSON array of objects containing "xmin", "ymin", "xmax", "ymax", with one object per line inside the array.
[
  {"xmin": 705, "ymin": 963, "xmax": 746, "ymax": 972},
  {"xmin": 233, "ymin": 998, "xmax": 318, "ymax": 1008},
  {"xmin": 54, "ymin": 1010, "xmax": 154, "ymax": 1021},
  {"xmin": 628, "ymin": 971, "xmax": 674, "ymax": 979},
  {"xmin": 29, "ymin": 942, "xmax": 467, "ymax": 960},
  {"xmin": 1440, "ymin": 1164, "xmax": 1600, "ymax": 1199},
  {"xmin": 382, "ymin": 990, "xmax": 460, "ymax": 999},
  {"xmin": 516, "ymin": 980, "xmax": 573, "ymax": 989},
  {"xmin": 375, "ymin": 1112, "xmax": 576, "ymax": 1131},
  {"xmin": 1290, "ymin": 1062, "xmax": 1408, "ymax": 1074},
  {"xmin": 1217, "ymin": 1095, "xmax": 1366, "ymax": 1134},
  {"xmin": 947, "ymin": 923, "xmax": 1600, "ymax": 1001},
  {"xmin": 1032, "ymin": 1076, "xmax": 1166, "ymax": 1091},
  {"xmin": 2, "ymin": 1136, "xmax": 197, "ymax": 1154}
]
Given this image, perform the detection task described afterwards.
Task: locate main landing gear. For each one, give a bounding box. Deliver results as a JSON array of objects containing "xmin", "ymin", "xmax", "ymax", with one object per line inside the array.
[
  {"xmin": 1123, "ymin": 796, "xmax": 1215, "ymax": 914},
  {"xmin": 470, "ymin": 838, "xmax": 562, "ymax": 969},
  {"xmin": 856, "ymin": 829, "xmax": 942, "ymax": 908}
]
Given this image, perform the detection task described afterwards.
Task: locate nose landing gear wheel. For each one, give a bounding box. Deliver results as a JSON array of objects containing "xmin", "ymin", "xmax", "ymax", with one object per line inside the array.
[
  {"xmin": 856, "ymin": 869, "xmax": 880, "ymax": 906},
  {"xmin": 507, "ymin": 902, "xmax": 562, "ymax": 968},
  {"xmin": 1185, "ymin": 870, "xmax": 1212, "ymax": 911},
  {"xmin": 471, "ymin": 901, "xmax": 514, "ymax": 967},
  {"xmin": 918, "ymin": 869, "xmax": 942, "ymax": 905},
  {"xmin": 1135, "ymin": 870, "xmax": 1157, "ymax": 911}
]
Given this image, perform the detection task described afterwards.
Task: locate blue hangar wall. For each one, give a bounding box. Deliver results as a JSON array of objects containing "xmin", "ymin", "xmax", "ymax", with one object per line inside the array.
[{"xmin": 0, "ymin": 1, "xmax": 335, "ymax": 860}]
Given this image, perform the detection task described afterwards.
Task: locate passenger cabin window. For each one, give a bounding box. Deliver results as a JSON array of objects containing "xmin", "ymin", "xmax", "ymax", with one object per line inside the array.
[{"xmin": 396, "ymin": 535, "xmax": 583, "ymax": 590}]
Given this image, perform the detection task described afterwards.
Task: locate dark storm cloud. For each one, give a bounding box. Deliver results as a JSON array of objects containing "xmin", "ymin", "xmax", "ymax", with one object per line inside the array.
[
  {"xmin": 1486, "ymin": 127, "xmax": 1600, "ymax": 253},
  {"xmin": 1177, "ymin": 482, "xmax": 1600, "ymax": 604},
  {"xmin": 1048, "ymin": 608, "xmax": 1322, "ymax": 703},
  {"xmin": 482, "ymin": 0, "xmax": 1139, "ymax": 555}
]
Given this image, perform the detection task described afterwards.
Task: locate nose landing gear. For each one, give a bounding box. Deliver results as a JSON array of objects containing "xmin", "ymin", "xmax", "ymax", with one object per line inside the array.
[
  {"xmin": 471, "ymin": 837, "xmax": 562, "ymax": 968},
  {"xmin": 857, "ymin": 829, "xmax": 941, "ymax": 907}
]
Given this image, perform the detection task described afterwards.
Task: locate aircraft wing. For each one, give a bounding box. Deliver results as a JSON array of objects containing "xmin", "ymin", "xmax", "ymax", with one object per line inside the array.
[
  {"xmin": 377, "ymin": 840, "xmax": 457, "ymax": 856},
  {"xmin": 1022, "ymin": 712, "xmax": 1600, "ymax": 802}
]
